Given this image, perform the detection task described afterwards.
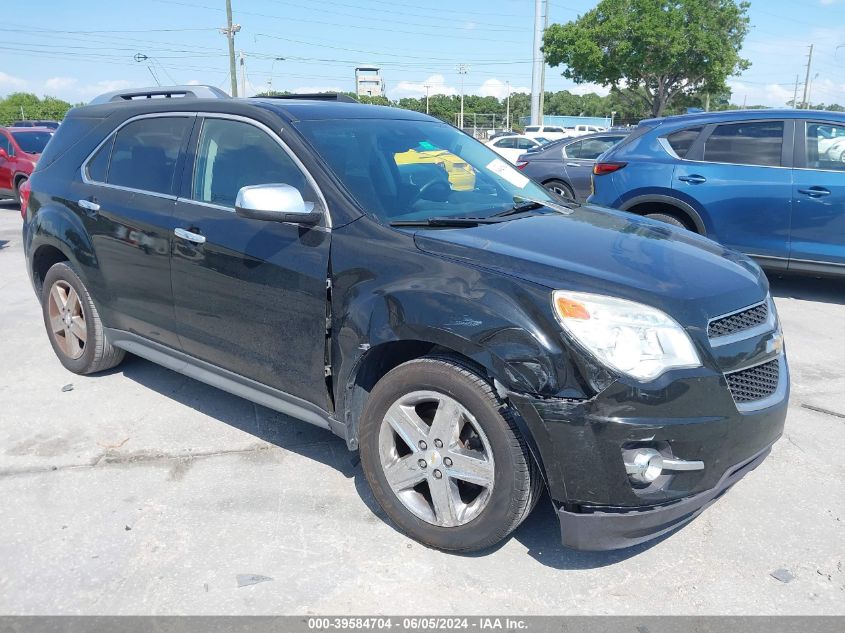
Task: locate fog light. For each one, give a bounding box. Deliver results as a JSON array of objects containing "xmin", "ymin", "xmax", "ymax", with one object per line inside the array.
[{"xmin": 625, "ymin": 448, "xmax": 664, "ymax": 484}]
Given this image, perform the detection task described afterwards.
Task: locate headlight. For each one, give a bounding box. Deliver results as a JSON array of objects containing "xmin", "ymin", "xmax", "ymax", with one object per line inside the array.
[{"xmin": 552, "ymin": 290, "xmax": 701, "ymax": 381}]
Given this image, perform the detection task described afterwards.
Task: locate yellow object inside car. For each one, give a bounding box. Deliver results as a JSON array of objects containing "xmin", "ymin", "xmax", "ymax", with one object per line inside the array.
[{"xmin": 394, "ymin": 148, "xmax": 476, "ymax": 191}]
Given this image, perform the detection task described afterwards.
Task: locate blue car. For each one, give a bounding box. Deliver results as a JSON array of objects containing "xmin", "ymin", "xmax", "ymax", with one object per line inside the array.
[{"xmin": 588, "ymin": 109, "xmax": 845, "ymax": 277}]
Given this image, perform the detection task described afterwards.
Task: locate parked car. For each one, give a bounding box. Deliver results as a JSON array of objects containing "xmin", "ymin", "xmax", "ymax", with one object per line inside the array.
[
  {"xmin": 12, "ymin": 120, "xmax": 60, "ymax": 129},
  {"xmin": 523, "ymin": 125, "xmax": 569, "ymax": 141},
  {"xmin": 588, "ymin": 109, "xmax": 845, "ymax": 277},
  {"xmin": 568, "ymin": 124, "xmax": 608, "ymax": 137},
  {"xmin": 23, "ymin": 86, "xmax": 787, "ymax": 552},
  {"xmin": 487, "ymin": 130, "xmax": 517, "ymax": 140},
  {"xmin": 486, "ymin": 134, "xmax": 549, "ymax": 163},
  {"xmin": 515, "ymin": 132, "xmax": 628, "ymax": 201},
  {"xmin": 0, "ymin": 127, "xmax": 54, "ymax": 205}
]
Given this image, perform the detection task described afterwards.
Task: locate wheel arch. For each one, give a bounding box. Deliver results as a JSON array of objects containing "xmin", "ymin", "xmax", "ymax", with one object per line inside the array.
[{"xmin": 619, "ymin": 194, "xmax": 707, "ymax": 234}]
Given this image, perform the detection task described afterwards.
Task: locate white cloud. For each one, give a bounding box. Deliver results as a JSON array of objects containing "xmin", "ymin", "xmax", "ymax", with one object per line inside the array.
[
  {"xmin": 0, "ymin": 71, "xmax": 27, "ymax": 92},
  {"xmin": 567, "ymin": 82, "xmax": 611, "ymax": 97},
  {"xmin": 393, "ymin": 74, "xmax": 456, "ymax": 99},
  {"xmin": 820, "ymin": 0, "xmax": 839, "ymax": 5},
  {"xmin": 478, "ymin": 79, "xmax": 530, "ymax": 99},
  {"xmin": 44, "ymin": 77, "xmax": 78, "ymax": 92},
  {"xmin": 465, "ymin": 22, "xmax": 477, "ymax": 30}
]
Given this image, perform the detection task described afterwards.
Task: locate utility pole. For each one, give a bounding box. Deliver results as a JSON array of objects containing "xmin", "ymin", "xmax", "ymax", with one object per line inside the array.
[
  {"xmin": 530, "ymin": 0, "xmax": 543, "ymax": 125},
  {"xmin": 505, "ymin": 81, "xmax": 511, "ymax": 130},
  {"xmin": 457, "ymin": 64, "xmax": 468, "ymax": 129},
  {"xmin": 424, "ymin": 84, "xmax": 431, "ymax": 114},
  {"xmin": 705, "ymin": 93, "xmax": 710, "ymax": 112},
  {"xmin": 538, "ymin": 0, "xmax": 549, "ymax": 121},
  {"xmin": 792, "ymin": 74, "xmax": 800, "ymax": 108},
  {"xmin": 807, "ymin": 73, "xmax": 819, "ymax": 110},
  {"xmin": 801, "ymin": 44, "xmax": 814, "ymax": 109},
  {"xmin": 222, "ymin": 0, "xmax": 241, "ymax": 97}
]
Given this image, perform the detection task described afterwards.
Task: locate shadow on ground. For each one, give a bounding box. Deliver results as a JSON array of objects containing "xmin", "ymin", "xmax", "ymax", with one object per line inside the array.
[
  {"xmin": 768, "ymin": 273, "xmax": 844, "ymax": 306},
  {"xmin": 100, "ymin": 354, "xmax": 660, "ymax": 568}
]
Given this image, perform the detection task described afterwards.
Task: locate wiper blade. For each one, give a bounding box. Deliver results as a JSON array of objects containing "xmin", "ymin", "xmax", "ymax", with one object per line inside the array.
[
  {"xmin": 389, "ymin": 217, "xmax": 492, "ymax": 227},
  {"xmin": 489, "ymin": 200, "xmax": 545, "ymax": 218}
]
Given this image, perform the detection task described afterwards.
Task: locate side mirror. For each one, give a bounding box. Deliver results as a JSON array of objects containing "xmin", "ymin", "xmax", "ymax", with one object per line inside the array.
[
  {"xmin": 0, "ymin": 148, "xmax": 8, "ymax": 160},
  {"xmin": 234, "ymin": 184, "xmax": 322, "ymax": 225}
]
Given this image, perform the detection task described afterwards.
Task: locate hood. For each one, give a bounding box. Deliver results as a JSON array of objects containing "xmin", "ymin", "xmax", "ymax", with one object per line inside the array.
[{"xmin": 413, "ymin": 206, "xmax": 768, "ymax": 325}]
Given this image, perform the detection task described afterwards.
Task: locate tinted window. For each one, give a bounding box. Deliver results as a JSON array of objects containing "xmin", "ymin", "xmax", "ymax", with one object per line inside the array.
[
  {"xmin": 574, "ymin": 136, "xmax": 622, "ymax": 160},
  {"xmin": 703, "ymin": 121, "xmax": 784, "ymax": 167},
  {"xmin": 11, "ymin": 131, "xmax": 52, "ymax": 154},
  {"xmin": 666, "ymin": 127, "xmax": 702, "ymax": 158},
  {"xmin": 525, "ymin": 126, "xmax": 540, "ymax": 133},
  {"xmin": 515, "ymin": 138, "xmax": 536, "ymax": 150},
  {"xmin": 806, "ymin": 122, "xmax": 845, "ymax": 172},
  {"xmin": 108, "ymin": 117, "xmax": 190, "ymax": 195},
  {"xmin": 495, "ymin": 137, "xmax": 516, "ymax": 148},
  {"xmin": 86, "ymin": 136, "xmax": 114, "ymax": 182},
  {"xmin": 564, "ymin": 141, "xmax": 582, "ymax": 158},
  {"xmin": 192, "ymin": 118, "xmax": 315, "ymax": 208},
  {"xmin": 0, "ymin": 134, "xmax": 10, "ymax": 155}
]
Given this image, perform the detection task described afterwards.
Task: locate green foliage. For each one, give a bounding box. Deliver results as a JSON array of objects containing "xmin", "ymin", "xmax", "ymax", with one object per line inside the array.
[
  {"xmin": 543, "ymin": 0, "xmax": 751, "ymax": 117},
  {"xmin": 0, "ymin": 93, "xmax": 74, "ymax": 126}
]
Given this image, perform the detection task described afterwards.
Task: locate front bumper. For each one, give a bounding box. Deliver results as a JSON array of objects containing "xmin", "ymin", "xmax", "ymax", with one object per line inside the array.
[
  {"xmin": 557, "ymin": 442, "xmax": 772, "ymax": 550},
  {"xmin": 507, "ymin": 355, "xmax": 788, "ymax": 550}
]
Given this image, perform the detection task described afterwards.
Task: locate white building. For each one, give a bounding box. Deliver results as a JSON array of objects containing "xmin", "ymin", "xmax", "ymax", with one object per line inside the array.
[{"xmin": 355, "ymin": 66, "xmax": 385, "ymax": 98}]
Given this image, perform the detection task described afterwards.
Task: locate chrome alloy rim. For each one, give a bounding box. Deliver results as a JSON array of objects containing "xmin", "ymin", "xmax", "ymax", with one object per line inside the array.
[
  {"xmin": 378, "ymin": 390, "xmax": 495, "ymax": 527},
  {"xmin": 47, "ymin": 280, "xmax": 86, "ymax": 360}
]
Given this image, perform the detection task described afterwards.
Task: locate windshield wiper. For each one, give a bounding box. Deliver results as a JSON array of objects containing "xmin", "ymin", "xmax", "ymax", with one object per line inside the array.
[{"xmin": 488, "ymin": 200, "xmax": 545, "ymax": 218}]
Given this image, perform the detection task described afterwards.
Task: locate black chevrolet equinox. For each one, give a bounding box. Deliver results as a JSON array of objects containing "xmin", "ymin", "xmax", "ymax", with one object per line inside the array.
[{"xmin": 23, "ymin": 86, "xmax": 788, "ymax": 552}]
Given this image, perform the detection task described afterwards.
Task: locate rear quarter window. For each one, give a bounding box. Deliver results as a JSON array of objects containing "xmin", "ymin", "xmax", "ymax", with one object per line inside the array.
[
  {"xmin": 665, "ymin": 127, "xmax": 703, "ymax": 158},
  {"xmin": 37, "ymin": 115, "xmax": 107, "ymax": 170}
]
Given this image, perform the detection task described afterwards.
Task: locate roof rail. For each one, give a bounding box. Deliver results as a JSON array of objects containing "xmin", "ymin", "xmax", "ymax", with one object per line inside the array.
[
  {"xmin": 89, "ymin": 85, "xmax": 230, "ymax": 106},
  {"xmin": 253, "ymin": 93, "xmax": 359, "ymax": 103}
]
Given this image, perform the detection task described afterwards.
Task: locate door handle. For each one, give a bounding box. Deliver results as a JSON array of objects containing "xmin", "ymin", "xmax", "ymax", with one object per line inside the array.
[
  {"xmin": 678, "ymin": 175, "xmax": 707, "ymax": 184},
  {"xmin": 78, "ymin": 199, "xmax": 100, "ymax": 215},
  {"xmin": 566, "ymin": 162, "xmax": 583, "ymax": 167},
  {"xmin": 174, "ymin": 227, "xmax": 206, "ymax": 244},
  {"xmin": 797, "ymin": 186, "xmax": 831, "ymax": 198}
]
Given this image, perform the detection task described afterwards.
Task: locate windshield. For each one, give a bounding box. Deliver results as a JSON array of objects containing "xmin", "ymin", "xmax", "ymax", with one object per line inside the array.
[
  {"xmin": 11, "ymin": 131, "xmax": 52, "ymax": 154},
  {"xmin": 295, "ymin": 118, "xmax": 556, "ymax": 223}
]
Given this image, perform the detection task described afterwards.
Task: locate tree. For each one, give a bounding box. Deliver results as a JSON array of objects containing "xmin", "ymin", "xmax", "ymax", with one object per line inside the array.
[
  {"xmin": 543, "ymin": 0, "xmax": 751, "ymax": 117},
  {"xmin": 0, "ymin": 93, "xmax": 74, "ymax": 126}
]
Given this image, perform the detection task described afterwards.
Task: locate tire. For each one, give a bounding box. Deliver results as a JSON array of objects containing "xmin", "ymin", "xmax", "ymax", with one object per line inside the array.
[
  {"xmin": 359, "ymin": 356, "xmax": 540, "ymax": 552},
  {"xmin": 544, "ymin": 179, "xmax": 576, "ymax": 203},
  {"xmin": 644, "ymin": 212, "xmax": 689, "ymax": 230},
  {"xmin": 13, "ymin": 176, "xmax": 27, "ymax": 205},
  {"xmin": 41, "ymin": 261, "xmax": 125, "ymax": 375}
]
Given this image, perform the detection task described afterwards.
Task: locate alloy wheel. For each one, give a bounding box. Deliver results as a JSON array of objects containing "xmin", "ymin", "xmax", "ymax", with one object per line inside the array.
[
  {"xmin": 378, "ymin": 390, "xmax": 495, "ymax": 527},
  {"xmin": 47, "ymin": 280, "xmax": 87, "ymax": 359}
]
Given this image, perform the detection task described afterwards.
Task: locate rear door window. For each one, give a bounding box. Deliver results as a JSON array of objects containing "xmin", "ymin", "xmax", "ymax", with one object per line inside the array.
[
  {"xmin": 564, "ymin": 141, "xmax": 583, "ymax": 158},
  {"xmin": 515, "ymin": 138, "xmax": 536, "ymax": 150},
  {"xmin": 703, "ymin": 121, "xmax": 784, "ymax": 167},
  {"xmin": 805, "ymin": 122, "xmax": 845, "ymax": 172},
  {"xmin": 495, "ymin": 137, "xmax": 516, "ymax": 149},
  {"xmin": 666, "ymin": 127, "xmax": 703, "ymax": 158},
  {"xmin": 107, "ymin": 117, "xmax": 191, "ymax": 195}
]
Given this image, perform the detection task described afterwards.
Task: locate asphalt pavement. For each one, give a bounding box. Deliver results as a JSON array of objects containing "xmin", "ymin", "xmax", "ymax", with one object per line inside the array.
[{"xmin": 0, "ymin": 201, "xmax": 843, "ymax": 614}]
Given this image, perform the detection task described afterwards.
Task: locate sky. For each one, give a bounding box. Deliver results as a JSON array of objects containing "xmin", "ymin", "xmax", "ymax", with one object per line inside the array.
[{"xmin": 1, "ymin": 0, "xmax": 844, "ymax": 108}]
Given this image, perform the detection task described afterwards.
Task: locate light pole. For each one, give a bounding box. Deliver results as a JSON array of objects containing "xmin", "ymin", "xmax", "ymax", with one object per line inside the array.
[
  {"xmin": 457, "ymin": 64, "xmax": 468, "ymax": 129},
  {"xmin": 424, "ymin": 84, "xmax": 431, "ymax": 114},
  {"xmin": 266, "ymin": 57, "xmax": 285, "ymax": 92},
  {"xmin": 610, "ymin": 110, "xmax": 616, "ymax": 127},
  {"xmin": 505, "ymin": 81, "xmax": 511, "ymax": 130}
]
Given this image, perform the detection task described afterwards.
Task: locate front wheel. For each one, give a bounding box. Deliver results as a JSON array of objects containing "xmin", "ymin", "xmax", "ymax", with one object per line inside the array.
[{"xmin": 359, "ymin": 357, "xmax": 541, "ymax": 552}]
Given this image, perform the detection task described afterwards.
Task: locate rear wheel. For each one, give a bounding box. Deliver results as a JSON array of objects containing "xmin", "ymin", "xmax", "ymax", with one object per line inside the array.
[
  {"xmin": 359, "ymin": 356, "xmax": 540, "ymax": 552},
  {"xmin": 644, "ymin": 212, "xmax": 690, "ymax": 230},
  {"xmin": 544, "ymin": 179, "xmax": 576, "ymax": 203},
  {"xmin": 41, "ymin": 262, "xmax": 125, "ymax": 375},
  {"xmin": 13, "ymin": 176, "xmax": 27, "ymax": 205}
]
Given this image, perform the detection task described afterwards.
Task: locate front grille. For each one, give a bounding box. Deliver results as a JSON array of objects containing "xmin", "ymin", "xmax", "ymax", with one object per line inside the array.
[
  {"xmin": 708, "ymin": 302, "xmax": 769, "ymax": 339},
  {"xmin": 726, "ymin": 359, "xmax": 780, "ymax": 403}
]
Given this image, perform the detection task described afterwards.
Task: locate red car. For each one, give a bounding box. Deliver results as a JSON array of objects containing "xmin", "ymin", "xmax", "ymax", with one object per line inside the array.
[{"xmin": 0, "ymin": 126, "xmax": 54, "ymax": 205}]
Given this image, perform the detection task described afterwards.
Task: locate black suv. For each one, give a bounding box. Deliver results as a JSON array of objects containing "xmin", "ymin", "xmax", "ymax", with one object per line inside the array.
[{"xmin": 23, "ymin": 86, "xmax": 788, "ymax": 552}]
